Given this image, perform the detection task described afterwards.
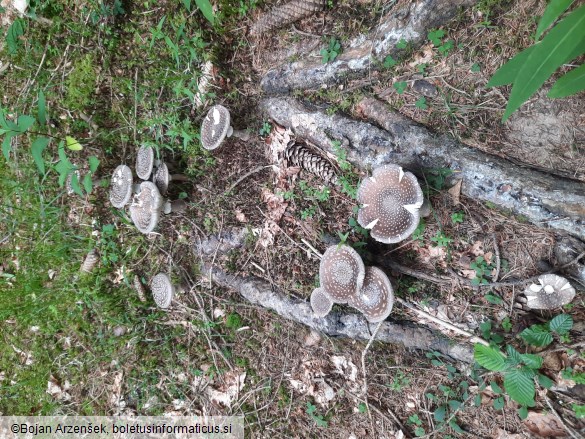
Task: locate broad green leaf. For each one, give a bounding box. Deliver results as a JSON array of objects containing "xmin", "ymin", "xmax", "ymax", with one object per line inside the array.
[
  {"xmin": 505, "ymin": 345, "xmax": 523, "ymax": 366},
  {"xmin": 549, "ymin": 314, "xmax": 573, "ymax": 335},
  {"xmin": 474, "ymin": 394, "xmax": 481, "ymax": 407},
  {"xmin": 183, "ymin": 0, "xmax": 191, "ymax": 11},
  {"xmin": 448, "ymin": 420, "xmax": 465, "ymax": 434},
  {"xmin": 0, "ymin": 129, "xmax": 7, "ymax": 135},
  {"xmin": 503, "ymin": 4, "xmax": 585, "ymax": 121},
  {"xmin": 6, "ymin": 19, "xmax": 24, "ymax": 55},
  {"xmin": 520, "ymin": 354, "xmax": 543, "ymax": 370},
  {"xmin": 537, "ymin": 374, "xmax": 554, "ymax": 389},
  {"xmin": 57, "ymin": 141, "xmax": 68, "ymax": 163},
  {"xmin": 55, "ymin": 160, "xmax": 73, "ymax": 187},
  {"xmin": 518, "ymin": 406, "xmax": 529, "ymax": 420},
  {"xmin": 69, "ymin": 172, "xmax": 83, "ymax": 197},
  {"xmin": 38, "ymin": 90, "xmax": 46, "ymax": 127},
  {"xmin": 2, "ymin": 133, "xmax": 15, "ymax": 161},
  {"xmin": 549, "ymin": 63, "xmax": 585, "ymax": 98},
  {"xmin": 448, "ymin": 400, "xmax": 462, "ymax": 411},
  {"xmin": 487, "ymin": 47, "xmax": 535, "ymax": 87},
  {"xmin": 490, "ymin": 381, "xmax": 503, "ymax": 394},
  {"xmin": 31, "ymin": 137, "xmax": 50, "ymax": 175},
  {"xmin": 493, "ymin": 396, "xmax": 505, "ymax": 410},
  {"xmin": 82, "ymin": 173, "xmax": 93, "ymax": 194},
  {"xmin": 66, "ymin": 136, "xmax": 83, "ymax": 151},
  {"xmin": 474, "ymin": 344, "xmax": 507, "ymax": 371},
  {"xmin": 434, "ymin": 405, "xmax": 446, "ymax": 422},
  {"xmin": 520, "ymin": 326, "xmax": 553, "ymax": 347},
  {"xmin": 16, "ymin": 115, "xmax": 35, "ymax": 132},
  {"xmin": 504, "ymin": 369, "xmax": 536, "ymax": 407},
  {"xmin": 195, "ymin": 0, "xmax": 215, "ymax": 24},
  {"xmin": 573, "ymin": 404, "xmax": 585, "ymax": 419},
  {"xmin": 88, "ymin": 156, "xmax": 100, "ymax": 173},
  {"xmin": 535, "ymin": 0, "xmax": 575, "ymax": 40}
]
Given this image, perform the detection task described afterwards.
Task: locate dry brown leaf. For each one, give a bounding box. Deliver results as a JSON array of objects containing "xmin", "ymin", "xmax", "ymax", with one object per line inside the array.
[
  {"xmin": 470, "ymin": 240, "xmax": 484, "ymax": 257},
  {"xmin": 234, "ymin": 209, "xmax": 247, "ymax": 223},
  {"xmin": 523, "ymin": 411, "xmax": 568, "ymax": 438},
  {"xmin": 448, "ymin": 179, "xmax": 462, "ymax": 205},
  {"xmin": 206, "ymin": 369, "xmax": 246, "ymax": 408}
]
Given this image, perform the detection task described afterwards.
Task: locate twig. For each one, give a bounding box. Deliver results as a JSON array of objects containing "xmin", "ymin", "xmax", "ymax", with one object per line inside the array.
[
  {"xmin": 384, "ymin": 260, "xmax": 451, "ymax": 285},
  {"xmin": 543, "ymin": 393, "xmax": 581, "ymax": 439},
  {"xmin": 492, "ymin": 233, "xmax": 501, "ymax": 282},
  {"xmin": 225, "ymin": 166, "xmax": 271, "ymax": 194},
  {"xmin": 396, "ymin": 298, "xmax": 490, "ymax": 346},
  {"xmin": 300, "ymin": 238, "xmax": 323, "ymax": 259},
  {"xmin": 361, "ymin": 321, "xmax": 384, "ymax": 421}
]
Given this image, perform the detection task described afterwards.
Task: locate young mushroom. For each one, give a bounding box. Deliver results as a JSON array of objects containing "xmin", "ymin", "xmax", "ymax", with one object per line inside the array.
[
  {"xmin": 357, "ymin": 164, "xmax": 424, "ymax": 244},
  {"xmin": 350, "ymin": 267, "xmax": 394, "ymax": 323},
  {"xmin": 310, "ymin": 287, "xmax": 333, "ymax": 318},
  {"xmin": 319, "ymin": 244, "xmax": 365, "ymax": 303},
  {"xmin": 523, "ymin": 274, "xmax": 576, "ymax": 310},
  {"xmin": 136, "ymin": 145, "xmax": 160, "ymax": 180},
  {"xmin": 151, "ymin": 273, "xmax": 175, "ymax": 309},
  {"xmin": 153, "ymin": 162, "xmax": 190, "ymax": 195},
  {"xmin": 109, "ymin": 165, "xmax": 134, "ymax": 208},
  {"xmin": 200, "ymin": 104, "xmax": 250, "ymax": 151}
]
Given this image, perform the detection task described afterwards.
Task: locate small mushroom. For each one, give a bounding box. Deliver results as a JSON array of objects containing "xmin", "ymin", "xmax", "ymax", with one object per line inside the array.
[
  {"xmin": 350, "ymin": 267, "xmax": 394, "ymax": 323},
  {"xmin": 151, "ymin": 273, "xmax": 174, "ymax": 309},
  {"xmin": 129, "ymin": 181, "xmax": 164, "ymax": 234},
  {"xmin": 200, "ymin": 104, "xmax": 250, "ymax": 151},
  {"xmin": 153, "ymin": 162, "xmax": 190, "ymax": 195},
  {"xmin": 319, "ymin": 244, "xmax": 365, "ymax": 303},
  {"xmin": 357, "ymin": 164, "xmax": 424, "ymax": 244},
  {"xmin": 523, "ymin": 274, "xmax": 576, "ymax": 309},
  {"xmin": 109, "ymin": 165, "xmax": 134, "ymax": 208},
  {"xmin": 136, "ymin": 145, "xmax": 160, "ymax": 180},
  {"xmin": 310, "ymin": 287, "xmax": 333, "ymax": 317}
]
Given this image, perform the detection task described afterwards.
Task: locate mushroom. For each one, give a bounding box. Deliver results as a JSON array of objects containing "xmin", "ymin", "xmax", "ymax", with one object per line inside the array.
[
  {"xmin": 200, "ymin": 104, "xmax": 250, "ymax": 151},
  {"xmin": 153, "ymin": 162, "xmax": 190, "ymax": 195},
  {"xmin": 350, "ymin": 267, "xmax": 394, "ymax": 323},
  {"xmin": 357, "ymin": 164, "xmax": 424, "ymax": 244},
  {"xmin": 310, "ymin": 287, "xmax": 333, "ymax": 317},
  {"xmin": 129, "ymin": 181, "xmax": 187, "ymax": 233},
  {"xmin": 319, "ymin": 244, "xmax": 365, "ymax": 303},
  {"xmin": 136, "ymin": 145, "xmax": 160, "ymax": 180},
  {"xmin": 109, "ymin": 165, "xmax": 134, "ymax": 208},
  {"xmin": 523, "ymin": 274, "xmax": 576, "ymax": 309},
  {"xmin": 151, "ymin": 273, "xmax": 174, "ymax": 309}
]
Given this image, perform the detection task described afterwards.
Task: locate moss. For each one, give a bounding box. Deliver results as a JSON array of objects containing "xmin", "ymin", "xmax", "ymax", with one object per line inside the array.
[{"xmin": 64, "ymin": 53, "xmax": 98, "ymax": 112}]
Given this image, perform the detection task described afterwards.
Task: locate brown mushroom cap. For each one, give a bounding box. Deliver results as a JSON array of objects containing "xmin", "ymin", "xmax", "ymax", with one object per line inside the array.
[
  {"xmin": 524, "ymin": 274, "xmax": 576, "ymax": 309},
  {"xmin": 357, "ymin": 164, "xmax": 424, "ymax": 244},
  {"xmin": 136, "ymin": 145, "xmax": 155, "ymax": 180},
  {"xmin": 200, "ymin": 104, "xmax": 232, "ymax": 151},
  {"xmin": 129, "ymin": 181, "xmax": 163, "ymax": 234},
  {"xmin": 151, "ymin": 273, "xmax": 174, "ymax": 309},
  {"xmin": 109, "ymin": 165, "xmax": 134, "ymax": 208},
  {"xmin": 319, "ymin": 244, "xmax": 365, "ymax": 303},
  {"xmin": 153, "ymin": 162, "xmax": 170, "ymax": 195},
  {"xmin": 350, "ymin": 267, "xmax": 394, "ymax": 323},
  {"xmin": 310, "ymin": 287, "xmax": 333, "ymax": 318}
]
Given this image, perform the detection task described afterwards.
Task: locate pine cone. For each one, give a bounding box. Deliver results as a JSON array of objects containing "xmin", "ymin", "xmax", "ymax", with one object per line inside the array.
[
  {"xmin": 250, "ymin": 0, "xmax": 326, "ymax": 37},
  {"xmin": 80, "ymin": 249, "xmax": 99, "ymax": 273},
  {"xmin": 284, "ymin": 142, "xmax": 337, "ymax": 184},
  {"xmin": 133, "ymin": 275, "xmax": 147, "ymax": 303}
]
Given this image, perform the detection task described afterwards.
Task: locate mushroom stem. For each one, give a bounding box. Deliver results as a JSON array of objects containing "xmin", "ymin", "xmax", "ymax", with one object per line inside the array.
[
  {"xmin": 163, "ymin": 199, "xmax": 187, "ymax": 214},
  {"xmin": 169, "ymin": 174, "xmax": 190, "ymax": 183}
]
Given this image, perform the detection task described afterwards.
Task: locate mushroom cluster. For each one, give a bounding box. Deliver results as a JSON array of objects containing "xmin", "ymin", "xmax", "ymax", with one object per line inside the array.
[
  {"xmin": 357, "ymin": 164, "xmax": 424, "ymax": 244},
  {"xmin": 108, "ymin": 146, "xmax": 189, "ymax": 234},
  {"xmin": 310, "ymin": 244, "xmax": 394, "ymax": 323}
]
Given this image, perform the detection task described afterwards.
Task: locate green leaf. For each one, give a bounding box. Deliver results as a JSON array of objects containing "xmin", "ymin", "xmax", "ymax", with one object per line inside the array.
[
  {"xmin": 394, "ymin": 81, "xmax": 408, "ymax": 94},
  {"xmin": 493, "ymin": 396, "xmax": 505, "ymax": 410},
  {"xmin": 55, "ymin": 160, "xmax": 73, "ymax": 187},
  {"xmin": 396, "ymin": 39, "xmax": 408, "ymax": 49},
  {"xmin": 485, "ymin": 293, "xmax": 502, "ymax": 304},
  {"xmin": 573, "ymin": 404, "xmax": 585, "ymax": 419},
  {"xmin": 520, "ymin": 326, "xmax": 553, "ymax": 347},
  {"xmin": 549, "ymin": 314, "xmax": 573, "ymax": 335},
  {"xmin": 182, "ymin": 0, "xmax": 191, "ymax": 11},
  {"xmin": 31, "ymin": 137, "xmax": 50, "ymax": 175},
  {"xmin": 38, "ymin": 90, "xmax": 47, "ymax": 127},
  {"xmin": 448, "ymin": 400, "xmax": 462, "ymax": 411},
  {"xmin": 474, "ymin": 344, "xmax": 507, "ymax": 371},
  {"xmin": 471, "ymin": 62, "xmax": 481, "ymax": 73},
  {"xmin": 518, "ymin": 406, "xmax": 529, "ymax": 420},
  {"xmin": 69, "ymin": 171, "xmax": 83, "ymax": 197},
  {"xmin": 448, "ymin": 420, "xmax": 465, "ymax": 434},
  {"xmin": 82, "ymin": 173, "xmax": 93, "ymax": 194},
  {"xmin": 16, "ymin": 115, "xmax": 35, "ymax": 133},
  {"xmin": 504, "ymin": 369, "xmax": 536, "ymax": 407},
  {"xmin": 66, "ymin": 136, "xmax": 83, "ymax": 151},
  {"xmin": 195, "ymin": 0, "xmax": 215, "ymax": 24},
  {"xmin": 415, "ymin": 97, "xmax": 428, "ymax": 109},
  {"xmin": 490, "ymin": 381, "xmax": 503, "ymax": 394},
  {"xmin": 549, "ymin": 63, "xmax": 585, "ymax": 98},
  {"xmin": 434, "ymin": 405, "xmax": 446, "ymax": 422},
  {"xmin": 488, "ymin": 47, "xmax": 535, "ymax": 87},
  {"xmin": 521, "ymin": 353, "xmax": 543, "ymax": 370},
  {"xmin": 6, "ymin": 19, "xmax": 24, "ymax": 56},
  {"xmin": 383, "ymin": 55, "xmax": 397, "ymax": 68},
  {"xmin": 537, "ymin": 374, "xmax": 554, "ymax": 389},
  {"xmin": 474, "ymin": 394, "xmax": 481, "ymax": 407},
  {"xmin": 502, "ymin": 4, "xmax": 585, "ymax": 121},
  {"xmin": 88, "ymin": 156, "xmax": 100, "ymax": 173},
  {"xmin": 2, "ymin": 133, "xmax": 15, "ymax": 161},
  {"xmin": 414, "ymin": 427, "xmax": 425, "ymax": 437},
  {"xmin": 535, "ymin": 0, "xmax": 575, "ymax": 40},
  {"xmin": 505, "ymin": 345, "xmax": 523, "ymax": 366}
]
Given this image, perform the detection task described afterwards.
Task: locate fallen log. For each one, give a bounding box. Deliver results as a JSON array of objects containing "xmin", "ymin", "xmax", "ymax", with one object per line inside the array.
[
  {"xmin": 261, "ymin": 0, "xmax": 475, "ymax": 94},
  {"xmin": 259, "ymin": 96, "xmax": 585, "ymax": 243},
  {"xmin": 195, "ymin": 229, "xmax": 475, "ymax": 363}
]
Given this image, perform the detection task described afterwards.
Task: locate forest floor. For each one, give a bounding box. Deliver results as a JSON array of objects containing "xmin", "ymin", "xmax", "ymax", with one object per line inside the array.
[{"xmin": 0, "ymin": 0, "xmax": 583, "ymax": 438}]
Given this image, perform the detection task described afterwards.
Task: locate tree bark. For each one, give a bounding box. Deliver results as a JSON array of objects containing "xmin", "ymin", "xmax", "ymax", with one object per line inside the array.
[
  {"xmin": 259, "ymin": 96, "xmax": 585, "ymax": 242},
  {"xmin": 261, "ymin": 0, "xmax": 475, "ymax": 94},
  {"xmin": 195, "ymin": 229, "xmax": 474, "ymax": 364}
]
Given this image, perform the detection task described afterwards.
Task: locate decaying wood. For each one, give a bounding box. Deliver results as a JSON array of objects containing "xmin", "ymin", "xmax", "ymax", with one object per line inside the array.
[
  {"xmin": 195, "ymin": 229, "xmax": 474, "ymax": 363},
  {"xmin": 250, "ymin": 0, "xmax": 326, "ymax": 37},
  {"xmin": 261, "ymin": 0, "xmax": 475, "ymax": 94},
  {"xmin": 259, "ymin": 96, "xmax": 585, "ymax": 242}
]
